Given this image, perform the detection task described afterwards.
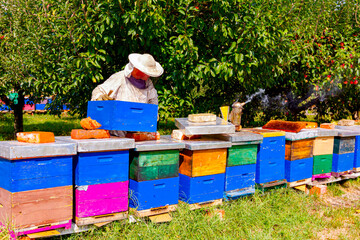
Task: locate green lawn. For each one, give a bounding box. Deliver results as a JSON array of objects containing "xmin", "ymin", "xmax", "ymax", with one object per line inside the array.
[{"xmin": 1, "ymin": 113, "xmax": 359, "ymax": 239}]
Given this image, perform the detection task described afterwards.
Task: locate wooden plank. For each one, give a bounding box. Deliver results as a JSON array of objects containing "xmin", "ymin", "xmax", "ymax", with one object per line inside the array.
[
  {"xmin": 0, "ymin": 186, "xmax": 72, "ymax": 229},
  {"xmin": 285, "ymin": 139, "xmax": 313, "ymax": 161},
  {"xmin": 75, "ymin": 211, "xmax": 128, "ymax": 226},
  {"xmin": 287, "ymin": 178, "xmax": 312, "ymax": 188},
  {"xmin": 149, "ymin": 213, "xmax": 172, "ymax": 223},
  {"xmin": 131, "ymin": 204, "xmax": 177, "ymax": 218},
  {"xmin": 313, "ymin": 137, "xmax": 334, "ymax": 155},
  {"xmin": 27, "ymin": 230, "xmax": 60, "ymax": 238},
  {"xmin": 185, "ymin": 199, "xmax": 223, "ymax": 210},
  {"xmin": 331, "ymin": 170, "xmax": 353, "ymax": 178}
]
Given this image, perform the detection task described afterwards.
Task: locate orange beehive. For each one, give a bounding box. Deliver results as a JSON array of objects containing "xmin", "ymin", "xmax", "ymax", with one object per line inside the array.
[
  {"xmin": 179, "ymin": 148, "xmax": 227, "ymax": 177},
  {"xmin": 16, "ymin": 132, "xmax": 55, "ymax": 143},
  {"xmin": 71, "ymin": 129, "xmax": 110, "ymax": 139},
  {"xmin": 263, "ymin": 120, "xmax": 306, "ymax": 133}
]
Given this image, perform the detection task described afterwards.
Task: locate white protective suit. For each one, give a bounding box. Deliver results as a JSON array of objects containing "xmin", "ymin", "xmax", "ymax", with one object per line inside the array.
[{"xmin": 91, "ymin": 68, "xmax": 158, "ymax": 137}]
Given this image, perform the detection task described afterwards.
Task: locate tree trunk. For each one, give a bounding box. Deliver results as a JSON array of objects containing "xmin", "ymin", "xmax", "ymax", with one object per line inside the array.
[{"xmin": 13, "ymin": 92, "xmax": 24, "ymax": 138}]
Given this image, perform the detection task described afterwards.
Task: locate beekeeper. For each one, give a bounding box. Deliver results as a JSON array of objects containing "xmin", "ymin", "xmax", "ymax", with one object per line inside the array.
[{"xmin": 91, "ymin": 53, "xmax": 163, "ymax": 136}]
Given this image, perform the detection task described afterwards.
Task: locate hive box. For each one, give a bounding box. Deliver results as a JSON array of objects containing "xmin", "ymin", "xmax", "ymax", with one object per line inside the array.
[
  {"xmin": 74, "ymin": 150, "xmax": 129, "ymax": 186},
  {"xmin": 313, "ymin": 154, "xmax": 333, "ymax": 175},
  {"xmin": 227, "ymin": 145, "xmax": 257, "ymax": 166},
  {"xmin": 285, "ymin": 157, "xmax": 313, "ymax": 182},
  {"xmin": 179, "ymin": 148, "xmax": 227, "ymax": 177},
  {"xmin": 225, "ymin": 164, "xmax": 256, "ymax": 192},
  {"xmin": 179, "ymin": 173, "xmax": 225, "ymax": 204},
  {"xmin": 75, "ymin": 181, "xmax": 128, "ymax": 218},
  {"xmin": 129, "ymin": 177, "xmax": 179, "ymax": 210},
  {"xmin": 87, "ymin": 100, "xmax": 158, "ymax": 132},
  {"xmin": 256, "ymin": 136, "xmax": 286, "ymax": 184},
  {"xmin": 355, "ymin": 136, "xmax": 360, "ymax": 169},
  {"xmin": 0, "ymin": 186, "xmax": 72, "ymax": 229},
  {"xmin": 130, "ymin": 150, "xmax": 179, "ymax": 181},
  {"xmin": 285, "ymin": 139, "xmax": 314, "ymax": 161},
  {"xmin": 332, "ymin": 153, "xmax": 355, "ymax": 173},
  {"xmin": 333, "ymin": 137, "xmax": 355, "ymax": 154},
  {"xmin": 313, "ymin": 137, "xmax": 334, "ymax": 155},
  {"xmin": 0, "ymin": 156, "xmax": 72, "ymax": 192}
]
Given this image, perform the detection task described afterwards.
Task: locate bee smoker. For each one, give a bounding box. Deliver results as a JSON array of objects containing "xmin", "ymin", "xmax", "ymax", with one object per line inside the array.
[{"xmin": 229, "ymin": 101, "xmax": 246, "ymax": 131}]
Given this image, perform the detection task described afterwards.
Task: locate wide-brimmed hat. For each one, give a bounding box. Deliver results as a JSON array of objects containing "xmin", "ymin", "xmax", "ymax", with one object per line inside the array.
[{"xmin": 128, "ymin": 53, "xmax": 164, "ymax": 77}]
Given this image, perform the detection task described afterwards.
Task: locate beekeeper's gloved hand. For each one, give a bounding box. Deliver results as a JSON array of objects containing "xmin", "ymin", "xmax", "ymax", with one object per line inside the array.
[{"xmin": 96, "ymin": 93, "xmax": 114, "ymax": 101}]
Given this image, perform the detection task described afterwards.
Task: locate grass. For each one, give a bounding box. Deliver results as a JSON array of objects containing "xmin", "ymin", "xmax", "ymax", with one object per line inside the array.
[
  {"xmin": 1, "ymin": 113, "xmax": 360, "ymax": 239},
  {"xmin": 52, "ymin": 180, "xmax": 360, "ymax": 240}
]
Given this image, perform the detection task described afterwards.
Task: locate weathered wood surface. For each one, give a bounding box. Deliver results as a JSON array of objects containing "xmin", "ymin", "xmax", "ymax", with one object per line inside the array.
[
  {"xmin": 333, "ymin": 137, "xmax": 355, "ymax": 154},
  {"xmin": 130, "ymin": 150, "xmax": 179, "ymax": 181},
  {"xmin": 181, "ymin": 199, "xmax": 223, "ymax": 210},
  {"xmin": 179, "ymin": 149, "xmax": 227, "ymax": 177},
  {"xmin": 0, "ymin": 186, "xmax": 72, "ymax": 229},
  {"xmin": 227, "ymin": 145, "xmax": 257, "ymax": 166},
  {"xmin": 287, "ymin": 178, "xmax": 312, "ymax": 188},
  {"xmin": 285, "ymin": 139, "xmax": 314, "ymax": 161}
]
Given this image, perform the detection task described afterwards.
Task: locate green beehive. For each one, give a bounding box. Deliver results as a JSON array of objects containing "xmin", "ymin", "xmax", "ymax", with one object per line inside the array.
[
  {"xmin": 227, "ymin": 144, "xmax": 257, "ymax": 166},
  {"xmin": 313, "ymin": 154, "xmax": 333, "ymax": 175},
  {"xmin": 130, "ymin": 150, "xmax": 179, "ymax": 181}
]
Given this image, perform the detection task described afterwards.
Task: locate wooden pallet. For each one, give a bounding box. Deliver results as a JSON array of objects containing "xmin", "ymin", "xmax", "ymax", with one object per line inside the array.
[
  {"xmin": 75, "ymin": 211, "xmax": 128, "ymax": 226},
  {"xmin": 130, "ymin": 204, "xmax": 177, "ymax": 218},
  {"xmin": 256, "ymin": 179, "xmax": 287, "ymax": 192},
  {"xmin": 309, "ymin": 176, "xmax": 343, "ymax": 186},
  {"xmin": 287, "ymin": 178, "xmax": 312, "ymax": 188},
  {"xmin": 15, "ymin": 220, "xmax": 72, "ymax": 236},
  {"xmin": 182, "ymin": 199, "xmax": 223, "ymax": 210},
  {"xmin": 331, "ymin": 170, "xmax": 354, "ymax": 178}
]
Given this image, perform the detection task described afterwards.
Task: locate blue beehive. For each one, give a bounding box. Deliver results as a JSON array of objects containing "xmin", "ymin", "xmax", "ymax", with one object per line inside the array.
[
  {"xmin": 87, "ymin": 100, "xmax": 158, "ymax": 132},
  {"xmin": 129, "ymin": 177, "xmax": 179, "ymax": 210},
  {"xmin": 179, "ymin": 173, "xmax": 225, "ymax": 204},
  {"xmin": 354, "ymin": 136, "xmax": 360, "ymax": 169},
  {"xmin": 256, "ymin": 136, "xmax": 285, "ymax": 184},
  {"xmin": 332, "ymin": 153, "xmax": 355, "ymax": 173},
  {"xmin": 285, "ymin": 157, "xmax": 313, "ymax": 182},
  {"xmin": 0, "ymin": 156, "xmax": 72, "ymax": 192},
  {"xmin": 225, "ymin": 164, "xmax": 255, "ymax": 192},
  {"xmin": 74, "ymin": 150, "xmax": 129, "ymax": 186}
]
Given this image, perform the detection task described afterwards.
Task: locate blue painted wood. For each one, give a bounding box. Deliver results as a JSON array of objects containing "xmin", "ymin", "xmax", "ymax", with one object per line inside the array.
[
  {"xmin": 224, "ymin": 186, "xmax": 255, "ymax": 201},
  {"xmin": 332, "ymin": 153, "xmax": 355, "ymax": 173},
  {"xmin": 256, "ymin": 136, "xmax": 285, "ymax": 184},
  {"xmin": 129, "ymin": 177, "xmax": 179, "ymax": 210},
  {"xmin": 354, "ymin": 136, "xmax": 360, "ymax": 169},
  {"xmin": 285, "ymin": 157, "xmax": 313, "ymax": 182},
  {"xmin": 225, "ymin": 164, "xmax": 255, "ymax": 192},
  {"xmin": 0, "ymin": 156, "xmax": 72, "ymax": 192},
  {"xmin": 74, "ymin": 150, "xmax": 129, "ymax": 186},
  {"xmin": 87, "ymin": 101, "xmax": 158, "ymax": 132},
  {"xmin": 179, "ymin": 173, "xmax": 225, "ymax": 204}
]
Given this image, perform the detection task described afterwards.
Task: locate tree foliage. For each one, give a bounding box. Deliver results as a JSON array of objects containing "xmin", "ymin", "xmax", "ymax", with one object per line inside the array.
[{"xmin": 0, "ymin": 0, "xmax": 359, "ymax": 134}]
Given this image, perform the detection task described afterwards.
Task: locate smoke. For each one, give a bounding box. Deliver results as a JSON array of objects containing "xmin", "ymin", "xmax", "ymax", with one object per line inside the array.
[{"xmin": 244, "ymin": 89, "xmax": 265, "ymax": 104}]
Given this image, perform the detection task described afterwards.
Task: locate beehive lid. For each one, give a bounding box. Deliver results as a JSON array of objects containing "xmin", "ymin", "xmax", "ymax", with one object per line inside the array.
[
  {"xmin": 134, "ymin": 136, "xmax": 185, "ymax": 151},
  {"xmin": 242, "ymin": 128, "xmax": 285, "ymax": 137},
  {"xmin": 315, "ymin": 128, "xmax": 338, "ymax": 137},
  {"xmin": 167, "ymin": 136, "xmax": 231, "ymax": 150},
  {"xmin": 335, "ymin": 128, "xmax": 360, "ymax": 137},
  {"xmin": 0, "ymin": 140, "xmax": 76, "ymax": 160},
  {"xmin": 285, "ymin": 129, "xmax": 318, "ymax": 141},
  {"xmin": 55, "ymin": 136, "xmax": 135, "ymax": 153},
  {"xmin": 212, "ymin": 131, "xmax": 263, "ymax": 145},
  {"xmin": 175, "ymin": 117, "xmax": 235, "ymax": 135}
]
